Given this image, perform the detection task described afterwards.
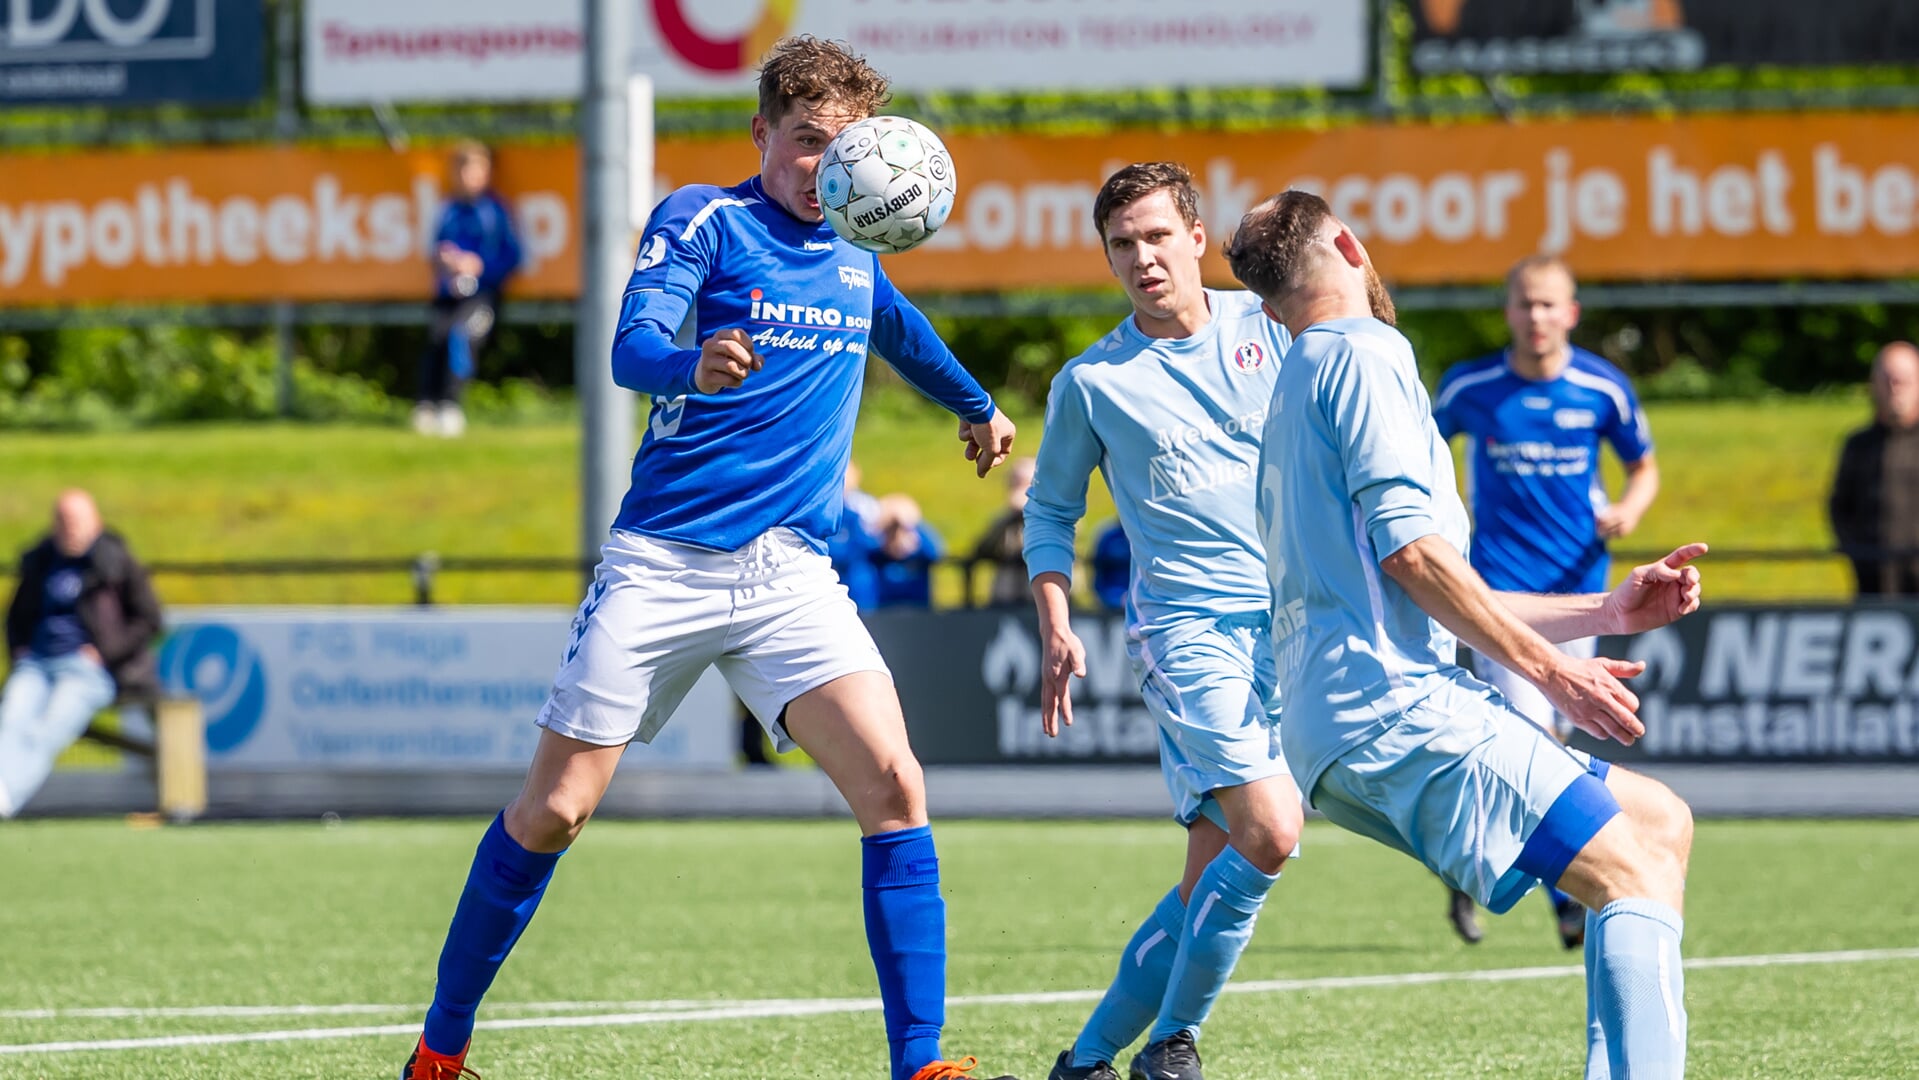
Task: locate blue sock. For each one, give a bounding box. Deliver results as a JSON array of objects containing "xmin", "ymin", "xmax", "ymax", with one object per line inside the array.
[
  {"xmin": 1147, "ymin": 846, "xmax": 1279, "ymax": 1044},
  {"xmin": 863, "ymin": 826, "xmax": 946, "ymax": 1080},
  {"xmin": 1584, "ymin": 908, "xmax": 1610, "ymax": 1080},
  {"xmin": 421, "ymin": 813, "xmax": 563, "ymax": 1056},
  {"xmin": 1070, "ymin": 887, "xmax": 1186, "ymax": 1069},
  {"xmin": 1592, "ymin": 899, "xmax": 1687, "ymax": 1078}
]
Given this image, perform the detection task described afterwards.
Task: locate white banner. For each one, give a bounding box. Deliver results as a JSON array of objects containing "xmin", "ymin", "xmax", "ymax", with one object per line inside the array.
[
  {"xmin": 632, "ymin": 0, "xmax": 1369, "ymax": 97},
  {"xmin": 303, "ymin": 0, "xmax": 583, "ymax": 105},
  {"xmin": 156, "ymin": 608, "xmax": 738, "ymax": 771}
]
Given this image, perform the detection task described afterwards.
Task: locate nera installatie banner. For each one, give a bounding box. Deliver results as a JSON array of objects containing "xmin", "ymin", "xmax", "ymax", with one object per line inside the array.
[
  {"xmin": 1410, "ymin": 0, "xmax": 1919, "ymax": 75},
  {"xmin": 1573, "ymin": 605, "xmax": 1919, "ymax": 765}
]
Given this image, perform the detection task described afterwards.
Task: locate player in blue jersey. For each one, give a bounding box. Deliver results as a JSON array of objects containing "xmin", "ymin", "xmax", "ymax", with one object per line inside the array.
[
  {"xmin": 1227, "ymin": 190, "xmax": 1702, "ymax": 1079},
  {"xmin": 1432, "ymin": 255, "xmax": 1660, "ymax": 948},
  {"xmin": 1023, "ymin": 163, "xmax": 1300, "ymax": 1080},
  {"xmin": 399, "ymin": 37, "xmax": 1018, "ymax": 1080}
]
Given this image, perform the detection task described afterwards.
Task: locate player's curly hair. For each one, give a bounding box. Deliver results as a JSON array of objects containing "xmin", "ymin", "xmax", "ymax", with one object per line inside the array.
[
  {"xmin": 1223, "ymin": 189, "xmax": 1334, "ymax": 305},
  {"xmin": 1092, "ymin": 161, "xmax": 1202, "ymax": 242},
  {"xmin": 757, "ymin": 35, "xmax": 891, "ymax": 123}
]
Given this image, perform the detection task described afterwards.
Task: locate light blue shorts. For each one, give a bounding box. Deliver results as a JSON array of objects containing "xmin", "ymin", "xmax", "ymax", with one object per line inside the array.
[
  {"xmin": 1309, "ymin": 678, "xmax": 1616, "ymax": 914},
  {"xmin": 1130, "ymin": 613, "xmax": 1293, "ymax": 829}
]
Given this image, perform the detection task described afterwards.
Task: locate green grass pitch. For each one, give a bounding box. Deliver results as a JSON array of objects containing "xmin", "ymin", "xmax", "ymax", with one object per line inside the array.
[{"xmin": 0, "ymin": 817, "xmax": 1914, "ymax": 1078}]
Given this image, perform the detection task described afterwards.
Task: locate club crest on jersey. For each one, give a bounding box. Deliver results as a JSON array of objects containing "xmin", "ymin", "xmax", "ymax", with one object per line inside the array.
[
  {"xmin": 634, "ymin": 233, "xmax": 668, "ymax": 272},
  {"xmin": 1232, "ymin": 340, "xmax": 1267, "ymax": 373}
]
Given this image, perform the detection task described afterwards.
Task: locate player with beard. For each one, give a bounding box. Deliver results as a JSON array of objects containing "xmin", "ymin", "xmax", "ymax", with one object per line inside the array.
[{"xmin": 1229, "ymin": 190, "xmax": 1702, "ymax": 1079}]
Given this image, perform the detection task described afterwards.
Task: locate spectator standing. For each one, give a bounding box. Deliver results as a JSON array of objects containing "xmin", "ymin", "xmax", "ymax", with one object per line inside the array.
[
  {"xmin": 829, "ymin": 461, "xmax": 883, "ymax": 611},
  {"xmin": 870, "ymin": 495, "xmax": 943, "ymax": 609},
  {"xmin": 1831, "ymin": 341, "xmax": 1919, "ymax": 597},
  {"xmin": 970, "ymin": 457, "xmax": 1037, "ymax": 606},
  {"xmin": 1, "ymin": 490, "xmax": 163, "ymax": 818},
  {"xmin": 419, "ymin": 141, "xmax": 523, "ymax": 438},
  {"xmin": 1431, "ymin": 254, "xmax": 1658, "ymax": 949}
]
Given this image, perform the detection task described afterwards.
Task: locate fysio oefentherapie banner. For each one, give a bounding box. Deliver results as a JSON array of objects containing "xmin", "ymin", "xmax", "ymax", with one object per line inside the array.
[
  {"xmin": 631, "ymin": 0, "xmax": 1369, "ymax": 97},
  {"xmin": 1410, "ymin": 0, "xmax": 1919, "ymax": 75},
  {"xmin": 0, "ymin": 0, "xmax": 263, "ymax": 104}
]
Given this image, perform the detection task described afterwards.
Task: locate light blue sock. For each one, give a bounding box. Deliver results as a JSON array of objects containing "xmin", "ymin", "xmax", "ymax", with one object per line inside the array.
[
  {"xmin": 1592, "ymin": 899, "xmax": 1686, "ymax": 1079},
  {"xmin": 1147, "ymin": 846, "xmax": 1279, "ymax": 1044},
  {"xmin": 1070, "ymin": 887, "xmax": 1185, "ymax": 1069},
  {"xmin": 1584, "ymin": 907, "xmax": 1610, "ymax": 1080}
]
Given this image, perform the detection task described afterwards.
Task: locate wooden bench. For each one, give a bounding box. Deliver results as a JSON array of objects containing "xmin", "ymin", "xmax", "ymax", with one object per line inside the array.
[{"xmin": 82, "ymin": 694, "xmax": 208, "ymax": 822}]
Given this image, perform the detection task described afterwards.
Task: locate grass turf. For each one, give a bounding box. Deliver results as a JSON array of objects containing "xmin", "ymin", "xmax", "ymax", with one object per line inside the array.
[
  {"xmin": 0, "ymin": 817, "xmax": 1912, "ymax": 1078},
  {"xmin": 0, "ymin": 393, "xmax": 1866, "ymax": 606}
]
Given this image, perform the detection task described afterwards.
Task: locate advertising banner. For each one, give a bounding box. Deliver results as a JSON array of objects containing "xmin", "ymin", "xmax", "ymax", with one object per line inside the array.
[
  {"xmin": 874, "ymin": 609, "xmax": 1159, "ymax": 766},
  {"xmin": 155, "ymin": 608, "xmax": 738, "ymax": 771},
  {"xmin": 10, "ymin": 109, "xmax": 1919, "ymax": 306},
  {"xmin": 0, "ymin": 143, "xmax": 577, "ymax": 306},
  {"xmin": 303, "ymin": 0, "xmax": 583, "ymax": 105},
  {"xmin": 1410, "ymin": 0, "xmax": 1919, "ymax": 75},
  {"xmin": 0, "ymin": 0, "xmax": 263, "ymax": 104},
  {"xmin": 647, "ymin": 110, "xmax": 1919, "ymax": 291},
  {"xmin": 632, "ymin": 0, "xmax": 1368, "ymax": 96},
  {"xmin": 1573, "ymin": 606, "xmax": 1919, "ymax": 765}
]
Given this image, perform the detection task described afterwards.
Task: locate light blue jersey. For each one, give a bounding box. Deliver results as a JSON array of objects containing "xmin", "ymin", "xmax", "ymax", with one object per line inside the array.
[
  {"xmin": 1257, "ymin": 317, "xmax": 1473, "ymax": 795},
  {"xmin": 1024, "ymin": 290, "xmax": 1291, "ymax": 638}
]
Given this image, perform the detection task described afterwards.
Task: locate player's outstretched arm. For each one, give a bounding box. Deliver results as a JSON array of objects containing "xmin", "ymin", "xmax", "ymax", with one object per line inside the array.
[
  {"xmin": 1030, "ymin": 571, "xmax": 1087, "ymax": 737},
  {"xmin": 692, "ymin": 328, "xmax": 763, "ymax": 394},
  {"xmin": 1497, "ymin": 542, "xmax": 1706, "ymax": 641},
  {"xmin": 1382, "ymin": 535, "xmax": 1647, "ymax": 744}
]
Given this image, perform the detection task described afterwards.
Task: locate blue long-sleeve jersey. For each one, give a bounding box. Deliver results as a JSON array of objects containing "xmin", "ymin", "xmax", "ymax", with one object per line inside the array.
[{"xmin": 610, "ymin": 176, "xmax": 997, "ymax": 553}]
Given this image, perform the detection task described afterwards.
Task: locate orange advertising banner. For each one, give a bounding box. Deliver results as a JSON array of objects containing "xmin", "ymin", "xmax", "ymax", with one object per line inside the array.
[
  {"xmin": 4, "ymin": 110, "xmax": 1916, "ymax": 306},
  {"xmin": 0, "ymin": 143, "xmax": 578, "ymax": 305},
  {"xmin": 654, "ymin": 109, "xmax": 1919, "ymax": 291}
]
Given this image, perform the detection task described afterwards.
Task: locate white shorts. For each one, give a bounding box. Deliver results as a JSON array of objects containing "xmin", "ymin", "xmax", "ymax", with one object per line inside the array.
[
  {"xmin": 535, "ymin": 527, "xmax": 891, "ymax": 752},
  {"xmin": 1474, "ymin": 637, "xmax": 1597, "ymax": 741}
]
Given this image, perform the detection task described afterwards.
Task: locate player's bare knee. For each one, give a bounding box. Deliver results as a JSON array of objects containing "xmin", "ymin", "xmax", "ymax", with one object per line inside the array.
[
  {"xmin": 856, "ymin": 756, "xmax": 925, "ymax": 828},
  {"xmin": 506, "ymin": 792, "xmax": 592, "ymax": 850}
]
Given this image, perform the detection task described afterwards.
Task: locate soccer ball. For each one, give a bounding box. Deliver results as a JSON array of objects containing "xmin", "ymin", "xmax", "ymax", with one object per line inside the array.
[{"xmin": 816, "ymin": 116, "xmax": 956, "ymax": 255}]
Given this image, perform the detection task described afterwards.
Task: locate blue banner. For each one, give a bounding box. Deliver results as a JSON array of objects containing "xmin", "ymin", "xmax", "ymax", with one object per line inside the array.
[{"xmin": 0, "ymin": 0, "xmax": 264, "ymax": 104}]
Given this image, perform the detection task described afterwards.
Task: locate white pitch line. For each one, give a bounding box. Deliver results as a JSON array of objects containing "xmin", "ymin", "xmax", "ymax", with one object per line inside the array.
[{"xmin": 2, "ymin": 946, "xmax": 1915, "ymax": 1057}]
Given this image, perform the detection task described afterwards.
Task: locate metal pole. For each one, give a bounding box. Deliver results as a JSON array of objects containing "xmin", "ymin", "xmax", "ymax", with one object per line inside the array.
[
  {"xmin": 273, "ymin": 0, "xmax": 299, "ymax": 416},
  {"xmin": 575, "ymin": 0, "xmax": 637, "ymax": 581}
]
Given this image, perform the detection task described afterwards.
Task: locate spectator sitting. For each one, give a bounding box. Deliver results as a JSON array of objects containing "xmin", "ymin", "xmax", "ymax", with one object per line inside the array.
[
  {"xmin": 870, "ymin": 494, "xmax": 943, "ymax": 609},
  {"xmin": 1831, "ymin": 341, "xmax": 1919, "ymax": 596},
  {"xmin": 1090, "ymin": 518, "xmax": 1132, "ymax": 613},
  {"xmin": 419, "ymin": 140, "xmax": 524, "ymax": 438},
  {"xmin": 970, "ymin": 457, "xmax": 1037, "ymax": 607},
  {"xmin": 1, "ymin": 490, "xmax": 163, "ymax": 818}
]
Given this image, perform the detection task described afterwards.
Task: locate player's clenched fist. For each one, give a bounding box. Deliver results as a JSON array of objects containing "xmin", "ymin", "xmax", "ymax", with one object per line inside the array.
[{"xmin": 695, "ymin": 328, "xmax": 763, "ymax": 393}]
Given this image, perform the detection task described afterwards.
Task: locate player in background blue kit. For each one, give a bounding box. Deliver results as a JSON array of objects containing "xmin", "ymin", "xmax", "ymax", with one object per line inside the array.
[
  {"xmin": 1432, "ymin": 255, "xmax": 1660, "ymax": 948},
  {"xmin": 399, "ymin": 37, "xmax": 1019, "ymax": 1080},
  {"xmin": 1228, "ymin": 190, "xmax": 1703, "ymax": 1080},
  {"xmin": 1023, "ymin": 163, "xmax": 1301, "ymax": 1080}
]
